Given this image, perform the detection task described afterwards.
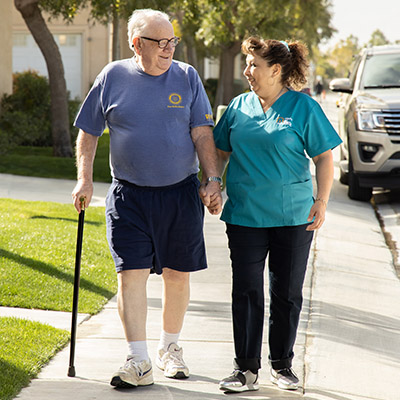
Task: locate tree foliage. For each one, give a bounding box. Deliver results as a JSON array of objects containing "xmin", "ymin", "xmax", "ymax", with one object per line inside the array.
[
  {"xmin": 191, "ymin": 0, "xmax": 334, "ymax": 50},
  {"xmin": 89, "ymin": 0, "xmax": 169, "ymax": 21},
  {"xmin": 172, "ymin": 0, "xmax": 336, "ymax": 107},
  {"xmin": 368, "ymin": 29, "xmax": 389, "ymax": 47},
  {"xmin": 39, "ymin": 0, "xmax": 86, "ymax": 21},
  {"xmin": 328, "ymin": 35, "xmax": 360, "ymax": 78}
]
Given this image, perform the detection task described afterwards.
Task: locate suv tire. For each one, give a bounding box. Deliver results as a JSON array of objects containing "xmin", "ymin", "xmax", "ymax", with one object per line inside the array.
[
  {"xmin": 348, "ymin": 156, "xmax": 372, "ymax": 202},
  {"xmin": 339, "ymin": 148, "xmax": 349, "ymax": 185}
]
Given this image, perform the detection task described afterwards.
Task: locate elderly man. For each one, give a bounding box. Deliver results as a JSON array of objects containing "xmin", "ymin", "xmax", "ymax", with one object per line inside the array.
[{"xmin": 72, "ymin": 8, "xmax": 222, "ymax": 388}]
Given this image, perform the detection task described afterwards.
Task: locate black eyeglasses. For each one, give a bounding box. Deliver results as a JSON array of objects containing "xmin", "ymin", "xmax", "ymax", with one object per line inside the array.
[{"xmin": 140, "ymin": 36, "xmax": 180, "ymax": 49}]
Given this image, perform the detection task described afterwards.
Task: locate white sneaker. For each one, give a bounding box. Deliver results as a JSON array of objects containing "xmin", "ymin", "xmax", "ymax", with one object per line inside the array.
[
  {"xmin": 156, "ymin": 343, "xmax": 189, "ymax": 379},
  {"xmin": 110, "ymin": 357, "xmax": 153, "ymax": 388}
]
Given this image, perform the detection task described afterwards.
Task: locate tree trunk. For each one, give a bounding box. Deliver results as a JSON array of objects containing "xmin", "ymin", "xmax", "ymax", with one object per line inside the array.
[
  {"xmin": 185, "ymin": 37, "xmax": 199, "ymax": 73},
  {"xmin": 14, "ymin": 0, "xmax": 73, "ymax": 157},
  {"xmin": 112, "ymin": 10, "xmax": 120, "ymax": 61},
  {"xmin": 214, "ymin": 41, "xmax": 241, "ymax": 112}
]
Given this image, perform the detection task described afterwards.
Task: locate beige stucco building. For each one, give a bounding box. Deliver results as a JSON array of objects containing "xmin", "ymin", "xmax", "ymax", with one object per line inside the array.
[{"xmin": 0, "ymin": 1, "xmax": 13, "ymax": 100}]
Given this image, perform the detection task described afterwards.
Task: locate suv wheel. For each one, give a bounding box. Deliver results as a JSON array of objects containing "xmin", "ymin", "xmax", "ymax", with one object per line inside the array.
[
  {"xmin": 348, "ymin": 156, "xmax": 372, "ymax": 201},
  {"xmin": 339, "ymin": 169, "xmax": 348, "ymax": 185}
]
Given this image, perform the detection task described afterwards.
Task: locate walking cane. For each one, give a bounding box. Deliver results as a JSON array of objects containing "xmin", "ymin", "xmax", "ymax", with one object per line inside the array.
[{"xmin": 68, "ymin": 197, "xmax": 85, "ymax": 377}]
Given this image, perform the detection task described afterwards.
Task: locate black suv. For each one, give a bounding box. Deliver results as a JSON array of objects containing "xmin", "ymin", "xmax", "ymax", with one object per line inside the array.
[{"xmin": 330, "ymin": 45, "xmax": 400, "ymax": 201}]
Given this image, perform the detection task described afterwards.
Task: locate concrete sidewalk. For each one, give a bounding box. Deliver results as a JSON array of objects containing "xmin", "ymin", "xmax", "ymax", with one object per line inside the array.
[
  {"xmin": 2, "ymin": 165, "xmax": 400, "ymax": 399},
  {"xmin": 0, "ymin": 173, "xmax": 109, "ymax": 207}
]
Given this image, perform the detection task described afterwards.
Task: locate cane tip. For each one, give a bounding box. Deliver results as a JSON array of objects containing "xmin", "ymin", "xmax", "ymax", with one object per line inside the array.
[{"xmin": 68, "ymin": 366, "xmax": 76, "ymax": 377}]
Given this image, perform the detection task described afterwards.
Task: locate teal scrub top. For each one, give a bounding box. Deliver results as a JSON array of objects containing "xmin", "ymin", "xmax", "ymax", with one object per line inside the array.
[{"xmin": 213, "ymin": 90, "xmax": 342, "ymax": 228}]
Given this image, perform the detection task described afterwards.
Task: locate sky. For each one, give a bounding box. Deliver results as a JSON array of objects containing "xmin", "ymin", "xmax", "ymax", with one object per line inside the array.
[{"xmin": 320, "ymin": 0, "xmax": 400, "ymax": 50}]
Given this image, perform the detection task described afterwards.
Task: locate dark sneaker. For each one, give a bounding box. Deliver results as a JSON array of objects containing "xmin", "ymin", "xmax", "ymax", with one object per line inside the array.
[
  {"xmin": 219, "ymin": 369, "xmax": 259, "ymax": 393},
  {"xmin": 270, "ymin": 368, "xmax": 299, "ymax": 390},
  {"xmin": 110, "ymin": 358, "xmax": 153, "ymax": 388}
]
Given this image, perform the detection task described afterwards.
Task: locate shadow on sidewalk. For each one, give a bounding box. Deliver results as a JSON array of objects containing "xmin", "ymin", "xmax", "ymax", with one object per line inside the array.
[{"xmin": 311, "ymin": 300, "xmax": 400, "ymax": 364}]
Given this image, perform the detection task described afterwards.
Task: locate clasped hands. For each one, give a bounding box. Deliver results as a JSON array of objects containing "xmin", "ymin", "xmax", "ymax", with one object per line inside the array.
[{"xmin": 199, "ymin": 181, "xmax": 223, "ymax": 215}]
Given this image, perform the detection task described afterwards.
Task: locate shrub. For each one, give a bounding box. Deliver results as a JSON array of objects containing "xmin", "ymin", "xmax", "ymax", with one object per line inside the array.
[
  {"xmin": 0, "ymin": 70, "xmax": 79, "ymax": 150},
  {"xmin": 0, "ymin": 127, "xmax": 9, "ymax": 154},
  {"xmin": 0, "ymin": 71, "xmax": 51, "ymax": 147}
]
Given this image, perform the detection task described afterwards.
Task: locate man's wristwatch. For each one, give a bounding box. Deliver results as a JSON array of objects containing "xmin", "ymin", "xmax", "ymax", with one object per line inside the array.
[{"xmin": 206, "ymin": 176, "xmax": 223, "ymax": 188}]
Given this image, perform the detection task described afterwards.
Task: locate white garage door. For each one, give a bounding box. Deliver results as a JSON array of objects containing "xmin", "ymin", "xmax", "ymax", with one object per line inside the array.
[{"xmin": 13, "ymin": 32, "xmax": 82, "ymax": 100}]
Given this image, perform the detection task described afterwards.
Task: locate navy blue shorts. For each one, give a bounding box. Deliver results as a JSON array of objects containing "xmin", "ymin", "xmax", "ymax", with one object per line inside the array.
[{"xmin": 105, "ymin": 174, "xmax": 207, "ymax": 275}]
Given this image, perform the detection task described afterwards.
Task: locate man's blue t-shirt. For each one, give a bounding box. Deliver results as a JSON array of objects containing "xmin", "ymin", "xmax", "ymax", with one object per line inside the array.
[
  {"xmin": 74, "ymin": 58, "xmax": 214, "ymax": 186},
  {"xmin": 213, "ymin": 90, "xmax": 342, "ymax": 228}
]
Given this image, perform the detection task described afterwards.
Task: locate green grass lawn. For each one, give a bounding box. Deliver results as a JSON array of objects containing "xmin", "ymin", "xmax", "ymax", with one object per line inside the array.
[
  {"xmin": 0, "ymin": 198, "xmax": 116, "ymax": 398},
  {"xmin": 0, "ymin": 199, "xmax": 116, "ymax": 313},
  {"xmin": 0, "ymin": 133, "xmax": 111, "ymax": 182},
  {"xmin": 0, "ymin": 317, "xmax": 69, "ymax": 400}
]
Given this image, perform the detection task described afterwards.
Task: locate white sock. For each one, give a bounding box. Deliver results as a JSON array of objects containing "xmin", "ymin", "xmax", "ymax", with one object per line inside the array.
[
  {"xmin": 158, "ymin": 330, "xmax": 180, "ymax": 352},
  {"xmin": 127, "ymin": 340, "xmax": 149, "ymax": 361}
]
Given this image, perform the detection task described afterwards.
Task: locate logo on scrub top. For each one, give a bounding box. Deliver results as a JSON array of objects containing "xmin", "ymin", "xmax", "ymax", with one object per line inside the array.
[
  {"xmin": 168, "ymin": 93, "xmax": 184, "ymax": 108},
  {"xmin": 276, "ymin": 116, "xmax": 292, "ymax": 127}
]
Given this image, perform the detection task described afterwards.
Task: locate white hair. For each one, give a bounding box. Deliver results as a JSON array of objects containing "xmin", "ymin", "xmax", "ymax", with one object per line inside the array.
[{"xmin": 127, "ymin": 9, "xmax": 171, "ymax": 52}]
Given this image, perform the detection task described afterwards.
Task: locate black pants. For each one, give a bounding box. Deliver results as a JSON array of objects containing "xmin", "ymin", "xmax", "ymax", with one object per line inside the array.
[{"xmin": 226, "ymin": 223, "xmax": 314, "ymax": 372}]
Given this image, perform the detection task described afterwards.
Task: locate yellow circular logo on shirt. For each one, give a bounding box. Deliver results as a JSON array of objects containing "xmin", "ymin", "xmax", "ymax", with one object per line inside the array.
[{"xmin": 169, "ymin": 93, "xmax": 182, "ymax": 105}]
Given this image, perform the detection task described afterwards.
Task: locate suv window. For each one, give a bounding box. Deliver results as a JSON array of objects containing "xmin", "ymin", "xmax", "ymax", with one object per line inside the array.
[
  {"xmin": 361, "ymin": 54, "xmax": 400, "ymax": 88},
  {"xmin": 348, "ymin": 56, "xmax": 361, "ymax": 88}
]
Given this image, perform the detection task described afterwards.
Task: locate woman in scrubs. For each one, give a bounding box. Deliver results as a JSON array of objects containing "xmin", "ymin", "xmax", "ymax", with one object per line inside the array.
[{"xmin": 212, "ymin": 37, "xmax": 342, "ymax": 393}]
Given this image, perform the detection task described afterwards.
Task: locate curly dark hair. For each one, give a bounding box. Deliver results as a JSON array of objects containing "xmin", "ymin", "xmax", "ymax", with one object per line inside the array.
[{"xmin": 241, "ymin": 36, "xmax": 309, "ymax": 90}]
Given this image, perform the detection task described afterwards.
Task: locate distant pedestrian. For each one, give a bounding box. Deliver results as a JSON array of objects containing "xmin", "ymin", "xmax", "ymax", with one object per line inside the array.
[
  {"xmin": 209, "ymin": 36, "xmax": 342, "ymax": 393},
  {"xmin": 315, "ymin": 78, "xmax": 324, "ymax": 102},
  {"xmin": 72, "ymin": 8, "xmax": 222, "ymax": 389}
]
